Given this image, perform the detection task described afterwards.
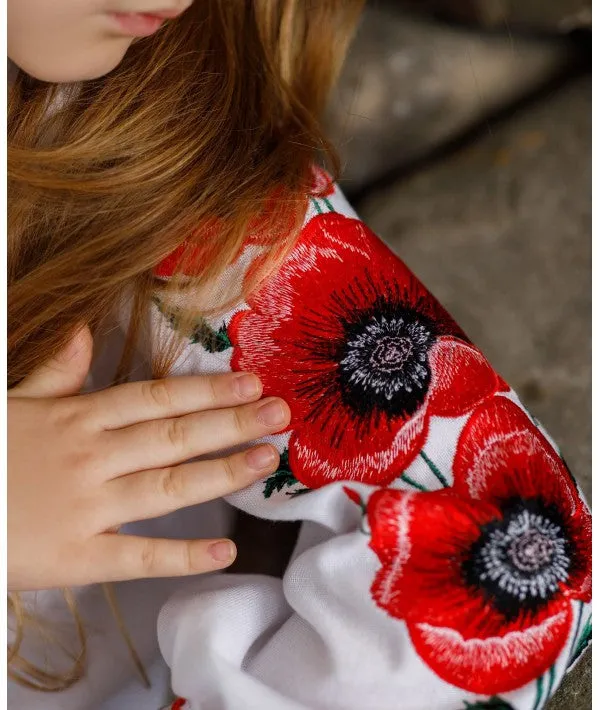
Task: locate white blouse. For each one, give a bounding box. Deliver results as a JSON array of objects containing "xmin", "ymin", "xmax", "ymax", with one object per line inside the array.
[{"xmin": 9, "ymin": 176, "xmax": 591, "ymax": 710}]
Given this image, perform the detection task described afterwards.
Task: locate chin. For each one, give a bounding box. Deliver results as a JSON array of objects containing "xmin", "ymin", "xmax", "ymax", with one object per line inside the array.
[{"xmin": 12, "ymin": 45, "xmax": 131, "ymax": 83}]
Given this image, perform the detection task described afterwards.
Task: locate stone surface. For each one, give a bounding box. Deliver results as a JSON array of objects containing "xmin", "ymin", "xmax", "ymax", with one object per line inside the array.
[
  {"xmin": 357, "ymin": 75, "xmax": 591, "ymax": 708},
  {"xmin": 326, "ymin": 6, "xmax": 577, "ymax": 193},
  {"xmin": 548, "ymin": 653, "xmax": 592, "ymax": 710},
  {"xmin": 394, "ymin": 0, "xmax": 591, "ymax": 32}
]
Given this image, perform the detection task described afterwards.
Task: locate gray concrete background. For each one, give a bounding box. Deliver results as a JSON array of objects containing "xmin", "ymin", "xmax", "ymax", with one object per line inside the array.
[{"xmin": 326, "ymin": 6, "xmax": 579, "ymax": 192}]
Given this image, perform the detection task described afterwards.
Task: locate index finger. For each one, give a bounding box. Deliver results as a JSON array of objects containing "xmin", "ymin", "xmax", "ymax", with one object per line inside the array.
[
  {"xmin": 84, "ymin": 373, "xmax": 263, "ymax": 429},
  {"xmin": 89, "ymin": 533, "xmax": 237, "ymax": 582}
]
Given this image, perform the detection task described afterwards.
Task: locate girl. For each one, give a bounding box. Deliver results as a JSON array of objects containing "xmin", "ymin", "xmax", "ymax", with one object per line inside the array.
[{"xmin": 7, "ymin": 1, "xmax": 591, "ymax": 709}]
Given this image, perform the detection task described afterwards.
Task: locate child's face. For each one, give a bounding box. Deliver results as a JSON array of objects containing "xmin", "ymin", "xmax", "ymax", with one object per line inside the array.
[{"xmin": 8, "ymin": 0, "xmax": 193, "ymax": 83}]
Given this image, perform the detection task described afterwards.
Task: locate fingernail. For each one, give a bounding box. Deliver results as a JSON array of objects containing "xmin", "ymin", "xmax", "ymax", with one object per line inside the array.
[
  {"xmin": 246, "ymin": 445, "xmax": 277, "ymax": 471},
  {"xmin": 257, "ymin": 399, "xmax": 286, "ymax": 427},
  {"xmin": 234, "ymin": 373, "xmax": 261, "ymax": 399},
  {"xmin": 209, "ymin": 540, "xmax": 236, "ymax": 563}
]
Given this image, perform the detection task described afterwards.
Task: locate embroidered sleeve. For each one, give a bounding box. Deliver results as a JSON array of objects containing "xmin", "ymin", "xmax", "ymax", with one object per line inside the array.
[{"xmin": 154, "ymin": 173, "xmax": 591, "ymax": 710}]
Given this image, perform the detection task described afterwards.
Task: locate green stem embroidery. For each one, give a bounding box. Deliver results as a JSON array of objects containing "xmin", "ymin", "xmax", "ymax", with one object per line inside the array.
[
  {"xmin": 545, "ymin": 665, "xmax": 556, "ymax": 706},
  {"xmin": 462, "ymin": 698, "xmax": 515, "ymax": 709},
  {"xmin": 568, "ymin": 612, "xmax": 592, "ymax": 670},
  {"xmin": 567, "ymin": 602, "xmax": 585, "ymax": 663},
  {"xmin": 419, "ymin": 451, "xmax": 450, "ymax": 488},
  {"xmin": 532, "ymin": 675, "xmax": 545, "ymax": 710},
  {"xmin": 311, "ymin": 197, "xmax": 323, "ymax": 214},
  {"xmin": 323, "ymin": 196, "xmax": 335, "ymax": 213},
  {"xmin": 400, "ymin": 473, "xmax": 428, "ymax": 492},
  {"xmin": 286, "ymin": 487, "xmax": 311, "ymax": 497}
]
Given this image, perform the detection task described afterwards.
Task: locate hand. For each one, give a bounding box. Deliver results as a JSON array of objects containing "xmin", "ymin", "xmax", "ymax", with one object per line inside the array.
[{"xmin": 8, "ymin": 327, "xmax": 290, "ymax": 591}]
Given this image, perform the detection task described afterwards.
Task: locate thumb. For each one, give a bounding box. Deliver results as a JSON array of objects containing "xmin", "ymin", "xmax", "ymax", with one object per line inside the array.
[{"xmin": 12, "ymin": 326, "xmax": 94, "ymax": 399}]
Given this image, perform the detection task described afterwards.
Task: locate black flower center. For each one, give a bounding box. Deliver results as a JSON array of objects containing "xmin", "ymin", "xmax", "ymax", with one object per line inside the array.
[
  {"xmin": 464, "ymin": 498, "xmax": 572, "ymax": 620},
  {"xmin": 338, "ymin": 305, "xmax": 436, "ymax": 418}
]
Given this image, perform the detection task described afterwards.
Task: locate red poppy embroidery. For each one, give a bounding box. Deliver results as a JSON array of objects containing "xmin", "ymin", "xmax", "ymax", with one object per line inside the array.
[
  {"xmin": 310, "ymin": 165, "xmax": 335, "ymax": 197},
  {"xmin": 230, "ymin": 213, "xmax": 500, "ymax": 488},
  {"xmin": 155, "ymin": 171, "xmax": 324, "ymax": 279},
  {"xmin": 153, "ymin": 201, "xmax": 291, "ymax": 280},
  {"xmin": 170, "ymin": 699, "xmax": 187, "ymax": 710},
  {"xmin": 367, "ymin": 397, "xmax": 592, "ymax": 694},
  {"xmin": 154, "ymin": 220, "xmax": 221, "ymax": 279}
]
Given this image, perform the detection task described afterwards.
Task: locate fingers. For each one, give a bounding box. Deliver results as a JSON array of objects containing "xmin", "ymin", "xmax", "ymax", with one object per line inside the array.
[
  {"xmin": 91, "ymin": 534, "xmax": 237, "ymax": 582},
  {"xmin": 102, "ymin": 445, "xmax": 279, "ymax": 525},
  {"xmin": 102, "ymin": 397, "xmax": 291, "ymax": 476},
  {"xmin": 86, "ymin": 372, "xmax": 263, "ymax": 429},
  {"xmin": 12, "ymin": 326, "xmax": 93, "ymax": 399}
]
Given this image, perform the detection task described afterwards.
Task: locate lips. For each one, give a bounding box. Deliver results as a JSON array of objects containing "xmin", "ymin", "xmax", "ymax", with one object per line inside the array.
[{"xmin": 110, "ymin": 8, "xmax": 185, "ymax": 37}]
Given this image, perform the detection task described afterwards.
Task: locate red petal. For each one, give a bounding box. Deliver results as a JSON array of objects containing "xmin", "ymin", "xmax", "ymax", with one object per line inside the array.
[
  {"xmin": 154, "ymin": 242, "xmax": 201, "ymax": 278},
  {"xmin": 453, "ymin": 397, "xmax": 579, "ymax": 513},
  {"xmin": 498, "ymin": 377, "xmax": 511, "ymax": 392},
  {"xmin": 289, "ymin": 406, "xmax": 428, "ymax": 488},
  {"xmin": 310, "ymin": 165, "xmax": 335, "ymax": 196},
  {"xmin": 230, "ymin": 214, "xmax": 477, "ymax": 487},
  {"xmin": 426, "ymin": 337, "xmax": 498, "ymax": 417},
  {"xmin": 368, "ymin": 489, "xmax": 415, "ymax": 567},
  {"xmin": 243, "ymin": 213, "xmax": 464, "ymax": 335},
  {"xmin": 154, "ymin": 220, "xmax": 223, "ymax": 278},
  {"xmin": 368, "ymin": 489, "xmax": 506, "ymax": 627},
  {"xmin": 368, "ymin": 489, "xmax": 579, "ymax": 692},
  {"xmin": 232, "ymin": 214, "xmax": 466, "ymax": 398},
  {"xmin": 343, "ymin": 487, "xmax": 363, "ymax": 507},
  {"xmin": 408, "ymin": 603, "xmax": 571, "ymax": 694},
  {"xmin": 562, "ymin": 502, "xmax": 592, "ymax": 602},
  {"xmin": 453, "ymin": 397, "xmax": 591, "ymax": 602}
]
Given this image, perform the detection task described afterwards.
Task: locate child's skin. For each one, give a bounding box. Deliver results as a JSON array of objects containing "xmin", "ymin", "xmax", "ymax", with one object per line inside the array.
[
  {"xmin": 8, "ymin": 0, "xmax": 193, "ymax": 82},
  {"xmin": 8, "ymin": 0, "xmax": 292, "ymax": 590}
]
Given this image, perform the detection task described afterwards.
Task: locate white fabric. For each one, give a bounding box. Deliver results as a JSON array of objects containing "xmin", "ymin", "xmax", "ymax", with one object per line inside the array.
[
  {"xmin": 153, "ymin": 186, "xmax": 591, "ymax": 710},
  {"xmin": 9, "ymin": 184, "xmax": 590, "ymax": 710}
]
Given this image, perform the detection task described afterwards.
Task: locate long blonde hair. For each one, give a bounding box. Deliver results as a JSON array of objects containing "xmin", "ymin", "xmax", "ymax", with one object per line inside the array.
[{"xmin": 8, "ymin": 0, "xmax": 364, "ymax": 691}]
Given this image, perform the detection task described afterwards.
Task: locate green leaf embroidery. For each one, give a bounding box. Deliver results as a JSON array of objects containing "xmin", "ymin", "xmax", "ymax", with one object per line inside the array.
[
  {"xmin": 153, "ymin": 296, "xmax": 231, "ymax": 352},
  {"xmin": 263, "ymin": 450, "xmax": 301, "ymax": 498},
  {"xmin": 189, "ymin": 320, "xmax": 231, "ymax": 352},
  {"xmin": 462, "ymin": 698, "xmax": 515, "ymax": 710}
]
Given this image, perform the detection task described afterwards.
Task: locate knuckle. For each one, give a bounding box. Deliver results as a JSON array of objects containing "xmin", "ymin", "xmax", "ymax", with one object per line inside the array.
[
  {"xmin": 183, "ymin": 542, "xmax": 197, "ymax": 575},
  {"xmin": 41, "ymin": 400, "xmax": 101, "ymax": 475},
  {"xmin": 143, "ymin": 379, "xmax": 173, "ymax": 410},
  {"xmin": 231, "ymin": 407, "xmax": 246, "ymax": 437},
  {"xmin": 157, "ymin": 466, "xmax": 185, "ymax": 500},
  {"xmin": 165, "ymin": 417, "xmax": 188, "ymax": 452},
  {"xmin": 206, "ymin": 376, "xmax": 219, "ymax": 407},
  {"xmin": 66, "ymin": 448, "xmax": 96, "ymax": 476},
  {"xmin": 221, "ymin": 456, "xmax": 238, "ymax": 488},
  {"xmin": 48, "ymin": 398, "xmax": 82, "ymax": 430},
  {"xmin": 140, "ymin": 539, "xmax": 158, "ymax": 575}
]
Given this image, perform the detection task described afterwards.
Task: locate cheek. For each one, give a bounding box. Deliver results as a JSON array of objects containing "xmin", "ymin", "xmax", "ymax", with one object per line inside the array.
[{"xmin": 8, "ymin": 1, "xmax": 133, "ymax": 82}]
